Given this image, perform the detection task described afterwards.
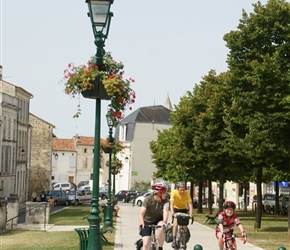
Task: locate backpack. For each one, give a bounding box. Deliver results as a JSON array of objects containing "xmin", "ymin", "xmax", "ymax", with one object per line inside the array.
[
  {"xmin": 135, "ymin": 238, "xmax": 143, "ymax": 250},
  {"xmin": 165, "ymin": 223, "xmax": 173, "ymax": 243}
]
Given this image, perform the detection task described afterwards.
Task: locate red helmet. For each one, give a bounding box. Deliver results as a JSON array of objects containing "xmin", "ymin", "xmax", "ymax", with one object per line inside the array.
[
  {"xmin": 223, "ymin": 201, "xmax": 236, "ymax": 209},
  {"xmin": 152, "ymin": 182, "xmax": 168, "ymax": 193}
]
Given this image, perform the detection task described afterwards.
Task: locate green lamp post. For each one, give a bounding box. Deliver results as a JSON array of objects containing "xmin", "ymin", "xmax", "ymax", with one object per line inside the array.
[
  {"xmin": 104, "ymin": 109, "xmax": 114, "ymax": 227},
  {"xmin": 85, "ymin": 1, "xmax": 113, "ymax": 249}
]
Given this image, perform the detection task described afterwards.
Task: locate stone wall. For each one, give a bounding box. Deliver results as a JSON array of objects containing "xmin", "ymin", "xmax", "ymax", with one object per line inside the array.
[
  {"xmin": 29, "ymin": 114, "xmax": 54, "ymax": 200},
  {"xmin": 25, "ymin": 202, "xmax": 50, "ymax": 226},
  {"xmin": 0, "ymin": 197, "xmax": 7, "ymax": 232}
]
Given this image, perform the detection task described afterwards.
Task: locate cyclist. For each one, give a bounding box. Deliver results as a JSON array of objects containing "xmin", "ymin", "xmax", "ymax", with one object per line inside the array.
[
  {"xmin": 139, "ymin": 182, "xmax": 169, "ymax": 250},
  {"xmin": 170, "ymin": 181, "xmax": 193, "ymax": 248},
  {"xmin": 216, "ymin": 201, "xmax": 247, "ymax": 250}
]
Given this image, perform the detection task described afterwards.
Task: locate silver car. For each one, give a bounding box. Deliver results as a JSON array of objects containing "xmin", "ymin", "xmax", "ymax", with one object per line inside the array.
[
  {"xmin": 46, "ymin": 190, "xmax": 69, "ymax": 206},
  {"xmin": 68, "ymin": 189, "xmax": 92, "ymax": 205}
]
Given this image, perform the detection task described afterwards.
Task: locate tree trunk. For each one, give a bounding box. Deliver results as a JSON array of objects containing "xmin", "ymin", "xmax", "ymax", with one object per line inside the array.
[
  {"xmin": 243, "ymin": 182, "xmax": 248, "ymax": 211},
  {"xmin": 197, "ymin": 181, "xmax": 203, "ymax": 213},
  {"xmin": 208, "ymin": 180, "xmax": 213, "ymax": 214},
  {"xmin": 274, "ymin": 180, "xmax": 279, "ymax": 215},
  {"xmin": 254, "ymin": 165, "xmax": 262, "ymax": 229},
  {"xmin": 218, "ymin": 173, "xmax": 225, "ymax": 213}
]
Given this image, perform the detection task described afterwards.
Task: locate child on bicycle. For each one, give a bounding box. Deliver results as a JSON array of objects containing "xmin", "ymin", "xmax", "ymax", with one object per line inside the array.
[
  {"xmin": 170, "ymin": 181, "xmax": 193, "ymax": 248},
  {"xmin": 216, "ymin": 201, "xmax": 247, "ymax": 250},
  {"xmin": 139, "ymin": 182, "xmax": 169, "ymax": 250}
]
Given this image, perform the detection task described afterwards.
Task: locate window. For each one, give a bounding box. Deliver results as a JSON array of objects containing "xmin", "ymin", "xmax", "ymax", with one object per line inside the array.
[
  {"xmin": 84, "ymin": 148, "xmax": 87, "ymax": 153},
  {"xmin": 69, "ymin": 156, "xmax": 76, "ymax": 168},
  {"xmin": 119, "ymin": 125, "xmax": 126, "ymax": 141}
]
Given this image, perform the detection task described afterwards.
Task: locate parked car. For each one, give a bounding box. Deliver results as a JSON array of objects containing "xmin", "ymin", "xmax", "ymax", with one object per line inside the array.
[
  {"xmin": 78, "ymin": 184, "xmax": 108, "ymax": 199},
  {"xmin": 135, "ymin": 191, "xmax": 148, "ymax": 198},
  {"xmin": 99, "ymin": 186, "xmax": 109, "ymax": 200},
  {"xmin": 78, "ymin": 180, "xmax": 93, "ymax": 190},
  {"xmin": 53, "ymin": 182, "xmax": 76, "ymax": 192},
  {"xmin": 262, "ymin": 194, "xmax": 277, "ymax": 213},
  {"xmin": 46, "ymin": 190, "xmax": 69, "ymax": 206},
  {"xmin": 116, "ymin": 190, "xmax": 137, "ymax": 203},
  {"xmin": 68, "ymin": 189, "xmax": 92, "ymax": 205},
  {"xmin": 280, "ymin": 194, "xmax": 289, "ymax": 216},
  {"xmin": 135, "ymin": 191, "xmax": 153, "ymax": 206},
  {"xmin": 77, "ymin": 180, "xmax": 90, "ymax": 189}
]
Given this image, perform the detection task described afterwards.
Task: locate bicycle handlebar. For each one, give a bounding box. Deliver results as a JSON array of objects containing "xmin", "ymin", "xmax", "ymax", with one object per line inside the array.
[
  {"xmin": 222, "ymin": 233, "xmax": 247, "ymax": 245},
  {"xmin": 144, "ymin": 224, "xmax": 163, "ymax": 229},
  {"xmin": 171, "ymin": 213, "xmax": 194, "ymax": 225}
]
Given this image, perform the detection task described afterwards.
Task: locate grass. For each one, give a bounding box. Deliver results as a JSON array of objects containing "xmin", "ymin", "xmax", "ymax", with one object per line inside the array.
[
  {"xmin": 194, "ymin": 208, "xmax": 290, "ymax": 250},
  {"xmin": 0, "ymin": 206, "xmax": 115, "ymax": 250}
]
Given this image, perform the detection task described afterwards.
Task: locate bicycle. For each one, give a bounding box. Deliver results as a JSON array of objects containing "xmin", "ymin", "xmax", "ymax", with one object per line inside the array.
[
  {"xmin": 135, "ymin": 224, "xmax": 164, "ymax": 250},
  {"xmin": 222, "ymin": 233, "xmax": 247, "ymax": 250},
  {"xmin": 172, "ymin": 212, "xmax": 194, "ymax": 250}
]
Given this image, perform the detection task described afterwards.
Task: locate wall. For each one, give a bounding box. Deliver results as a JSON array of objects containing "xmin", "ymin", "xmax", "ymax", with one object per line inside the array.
[{"xmin": 29, "ymin": 114, "xmax": 54, "ymax": 199}]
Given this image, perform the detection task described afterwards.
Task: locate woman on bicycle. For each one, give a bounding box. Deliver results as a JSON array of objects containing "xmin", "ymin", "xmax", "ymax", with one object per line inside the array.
[
  {"xmin": 216, "ymin": 201, "xmax": 247, "ymax": 250},
  {"xmin": 139, "ymin": 182, "xmax": 169, "ymax": 250},
  {"xmin": 170, "ymin": 181, "xmax": 193, "ymax": 248}
]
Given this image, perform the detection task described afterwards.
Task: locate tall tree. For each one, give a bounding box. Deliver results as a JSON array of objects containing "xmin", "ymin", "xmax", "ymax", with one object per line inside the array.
[{"xmin": 223, "ymin": 0, "xmax": 290, "ymax": 233}]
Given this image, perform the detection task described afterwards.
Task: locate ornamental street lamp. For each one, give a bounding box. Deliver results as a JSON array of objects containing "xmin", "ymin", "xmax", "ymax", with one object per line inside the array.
[
  {"xmin": 104, "ymin": 109, "xmax": 114, "ymax": 227},
  {"xmin": 85, "ymin": 1, "xmax": 114, "ymax": 249}
]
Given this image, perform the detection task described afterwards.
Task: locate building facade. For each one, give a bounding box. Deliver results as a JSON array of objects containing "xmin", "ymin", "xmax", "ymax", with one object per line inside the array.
[
  {"xmin": 29, "ymin": 113, "xmax": 55, "ymax": 199},
  {"xmin": 115, "ymin": 103, "xmax": 172, "ymax": 192},
  {"xmin": 0, "ymin": 79, "xmax": 33, "ymax": 203},
  {"xmin": 52, "ymin": 136, "xmax": 109, "ymax": 187}
]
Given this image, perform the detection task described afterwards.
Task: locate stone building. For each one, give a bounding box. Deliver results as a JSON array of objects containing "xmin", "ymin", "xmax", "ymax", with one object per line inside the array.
[
  {"xmin": 29, "ymin": 113, "xmax": 55, "ymax": 200},
  {"xmin": 0, "ymin": 78, "xmax": 33, "ymax": 203}
]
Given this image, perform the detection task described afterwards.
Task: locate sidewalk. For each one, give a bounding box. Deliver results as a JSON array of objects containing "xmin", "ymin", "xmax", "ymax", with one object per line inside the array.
[{"xmin": 114, "ymin": 203, "xmax": 265, "ymax": 250}]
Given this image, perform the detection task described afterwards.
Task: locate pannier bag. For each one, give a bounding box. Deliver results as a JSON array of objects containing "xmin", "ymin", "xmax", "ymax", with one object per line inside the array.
[
  {"xmin": 135, "ymin": 238, "xmax": 143, "ymax": 250},
  {"xmin": 165, "ymin": 223, "xmax": 173, "ymax": 243}
]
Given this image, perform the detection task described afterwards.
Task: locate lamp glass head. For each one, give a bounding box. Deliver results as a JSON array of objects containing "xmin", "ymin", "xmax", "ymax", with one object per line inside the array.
[
  {"xmin": 91, "ymin": 1, "xmax": 111, "ymax": 27},
  {"xmin": 106, "ymin": 109, "xmax": 114, "ymax": 127}
]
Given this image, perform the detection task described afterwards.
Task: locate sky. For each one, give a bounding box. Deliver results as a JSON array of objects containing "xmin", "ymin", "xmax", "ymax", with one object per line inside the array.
[{"xmin": 0, "ymin": 0, "xmax": 268, "ymax": 139}]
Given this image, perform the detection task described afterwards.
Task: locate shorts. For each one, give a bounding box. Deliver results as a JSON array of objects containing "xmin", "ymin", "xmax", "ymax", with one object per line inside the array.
[
  {"xmin": 173, "ymin": 208, "xmax": 188, "ymax": 214},
  {"xmin": 215, "ymin": 229, "xmax": 233, "ymax": 239},
  {"xmin": 141, "ymin": 220, "xmax": 161, "ymax": 237}
]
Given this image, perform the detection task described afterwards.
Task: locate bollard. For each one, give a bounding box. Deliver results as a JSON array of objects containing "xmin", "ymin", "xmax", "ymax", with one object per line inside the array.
[
  {"xmin": 193, "ymin": 244, "xmax": 203, "ymax": 250},
  {"xmin": 277, "ymin": 247, "xmax": 286, "ymax": 250},
  {"xmin": 132, "ymin": 198, "xmax": 135, "ymax": 207}
]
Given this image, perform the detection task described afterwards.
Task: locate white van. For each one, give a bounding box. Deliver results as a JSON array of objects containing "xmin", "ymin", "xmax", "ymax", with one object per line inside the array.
[
  {"xmin": 79, "ymin": 180, "xmax": 93, "ymax": 190},
  {"xmin": 53, "ymin": 182, "xmax": 75, "ymax": 192}
]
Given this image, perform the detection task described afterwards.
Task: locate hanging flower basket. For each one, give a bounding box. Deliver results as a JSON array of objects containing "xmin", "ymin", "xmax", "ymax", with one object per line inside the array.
[
  {"xmin": 80, "ymin": 75, "xmax": 110, "ymax": 100},
  {"xmin": 62, "ymin": 52, "xmax": 136, "ymax": 122}
]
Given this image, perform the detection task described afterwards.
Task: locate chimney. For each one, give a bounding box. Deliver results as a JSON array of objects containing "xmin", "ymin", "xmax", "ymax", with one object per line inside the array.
[{"xmin": 0, "ymin": 65, "xmax": 2, "ymax": 80}]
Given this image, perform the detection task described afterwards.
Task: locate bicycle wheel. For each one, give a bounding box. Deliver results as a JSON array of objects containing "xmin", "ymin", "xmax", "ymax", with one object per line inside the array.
[
  {"xmin": 180, "ymin": 230, "xmax": 186, "ymax": 249},
  {"xmin": 174, "ymin": 237, "xmax": 181, "ymax": 250}
]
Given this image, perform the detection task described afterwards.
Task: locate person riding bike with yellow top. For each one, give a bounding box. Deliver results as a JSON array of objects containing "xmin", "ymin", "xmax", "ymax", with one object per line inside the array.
[{"xmin": 170, "ymin": 181, "xmax": 193, "ymax": 248}]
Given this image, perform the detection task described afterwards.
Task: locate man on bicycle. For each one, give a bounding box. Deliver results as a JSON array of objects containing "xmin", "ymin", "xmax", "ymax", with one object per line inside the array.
[
  {"xmin": 216, "ymin": 201, "xmax": 247, "ymax": 250},
  {"xmin": 170, "ymin": 181, "xmax": 193, "ymax": 248},
  {"xmin": 139, "ymin": 182, "xmax": 169, "ymax": 250}
]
